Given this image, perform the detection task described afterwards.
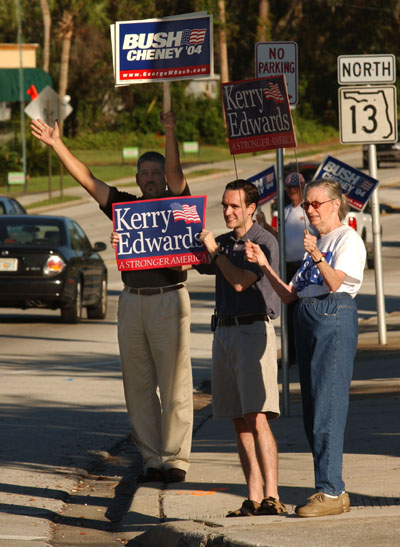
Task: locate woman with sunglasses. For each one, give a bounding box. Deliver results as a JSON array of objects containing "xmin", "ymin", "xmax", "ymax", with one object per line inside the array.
[{"xmin": 245, "ymin": 178, "xmax": 366, "ymax": 518}]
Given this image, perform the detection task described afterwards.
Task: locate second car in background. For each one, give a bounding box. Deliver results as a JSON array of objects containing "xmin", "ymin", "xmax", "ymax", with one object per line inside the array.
[{"xmin": 0, "ymin": 215, "xmax": 108, "ymax": 323}]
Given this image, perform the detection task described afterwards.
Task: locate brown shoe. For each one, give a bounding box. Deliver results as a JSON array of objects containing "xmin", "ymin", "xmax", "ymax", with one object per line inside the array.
[
  {"xmin": 295, "ymin": 492, "xmax": 348, "ymax": 518},
  {"xmin": 165, "ymin": 468, "xmax": 186, "ymax": 483},
  {"xmin": 226, "ymin": 499, "xmax": 261, "ymax": 517},
  {"xmin": 255, "ymin": 496, "xmax": 287, "ymax": 515},
  {"xmin": 136, "ymin": 467, "xmax": 164, "ymax": 483}
]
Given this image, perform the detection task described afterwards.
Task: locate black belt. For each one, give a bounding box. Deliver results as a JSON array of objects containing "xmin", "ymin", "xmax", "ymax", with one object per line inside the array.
[
  {"xmin": 124, "ymin": 283, "xmax": 184, "ymax": 296},
  {"xmin": 217, "ymin": 314, "xmax": 270, "ymax": 327}
]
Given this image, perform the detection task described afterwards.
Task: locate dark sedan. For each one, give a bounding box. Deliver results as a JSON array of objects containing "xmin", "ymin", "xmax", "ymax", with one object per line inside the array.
[
  {"xmin": 0, "ymin": 215, "xmax": 107, "ymax": 323},
  {"xmin": 0, "ymin": 196, "xmax": 27, "ymax": 215}
]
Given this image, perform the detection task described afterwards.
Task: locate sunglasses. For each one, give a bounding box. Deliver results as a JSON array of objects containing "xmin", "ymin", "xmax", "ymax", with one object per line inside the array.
[{"xmin": 301, "ymin": 199, "xmax": 334, "ymax": 211}]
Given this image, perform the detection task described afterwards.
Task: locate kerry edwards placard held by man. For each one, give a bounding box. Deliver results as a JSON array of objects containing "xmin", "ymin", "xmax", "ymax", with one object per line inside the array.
[
  {"xmin": 221, "ymin": 75, "xmax": 296, "ymax": 155},
  {"xmin": 112, "ymin": 196, "xmax": 208, "ymax": 271}
]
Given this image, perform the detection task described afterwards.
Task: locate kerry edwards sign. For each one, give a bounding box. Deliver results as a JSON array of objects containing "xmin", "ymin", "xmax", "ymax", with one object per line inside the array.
[
  {"xmin": 313, "ymin": 155, "xmax": 379, "ymax": 211},
  {"xmin": 112, "ymin": 196, "xmax": 208, "ymax": 271},
  {"xmin": 221, "ymin": 75, "xmax": 296, "ymax": 155}
]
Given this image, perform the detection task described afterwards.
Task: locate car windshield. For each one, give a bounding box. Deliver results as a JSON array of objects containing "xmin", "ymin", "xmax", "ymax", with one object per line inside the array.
[{"xmin": 0, "ymin": 219, "xmax": 64, "ymax": 246}]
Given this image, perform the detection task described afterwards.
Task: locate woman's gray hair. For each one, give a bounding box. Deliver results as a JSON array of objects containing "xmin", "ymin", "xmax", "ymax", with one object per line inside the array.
[{"xmin": 304, "ymin": 178, "xmax": 349, "ymax": 221}]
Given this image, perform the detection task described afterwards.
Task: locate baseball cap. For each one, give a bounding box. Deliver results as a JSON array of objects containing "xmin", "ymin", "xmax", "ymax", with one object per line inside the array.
[{"xmin": 285, "ymin": 172, "xmax": 305, "ymax": 187}]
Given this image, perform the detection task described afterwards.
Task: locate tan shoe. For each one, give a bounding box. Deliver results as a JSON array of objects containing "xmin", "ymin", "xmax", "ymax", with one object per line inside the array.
[
  {"xmin": 340, "ymin": 492, "xmax": 351, "ymax": 512},
  {"xmin": 295, "ymin": 492, "xmax": 349, "ymax": 518}
]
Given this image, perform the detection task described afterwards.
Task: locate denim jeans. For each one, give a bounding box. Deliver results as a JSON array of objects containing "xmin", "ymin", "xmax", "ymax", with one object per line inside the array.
[{"xmin": 294, "ymin": 293, "xmax": 358, "ymax": 495}]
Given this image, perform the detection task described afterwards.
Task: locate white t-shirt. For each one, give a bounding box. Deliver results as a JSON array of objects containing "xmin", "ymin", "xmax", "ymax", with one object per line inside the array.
[
  {"xmin": 285, "ymin": 203, "xmax": 317, "ymax": 262},
  {"xmin": 290, "ymin": 224, "xmax": 366, "ymax": 298}
]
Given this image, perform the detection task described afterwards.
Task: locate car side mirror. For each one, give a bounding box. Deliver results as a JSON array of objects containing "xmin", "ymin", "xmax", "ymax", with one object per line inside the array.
[{"xmin": 93, "ymin": 242, "xmax": 107, "ymax": 252}]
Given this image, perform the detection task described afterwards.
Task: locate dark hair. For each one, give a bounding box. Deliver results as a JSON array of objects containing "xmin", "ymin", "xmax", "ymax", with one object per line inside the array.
[
  {"xmin": 137, "ymin": 151, "xmax": 165, "ymax": 173},
  {"xmin": 224, "ymin": 179, "xmax": 259, "ymax": 208},
  {"xmin": 304, "ymin": 178, "xmax": 349, "ymax": 221}
]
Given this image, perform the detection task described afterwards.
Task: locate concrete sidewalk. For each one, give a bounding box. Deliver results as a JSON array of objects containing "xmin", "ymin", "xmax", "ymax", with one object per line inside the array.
[{"xmin": 115, "ymin": 306, "xmax": 400, "ymax": 547}]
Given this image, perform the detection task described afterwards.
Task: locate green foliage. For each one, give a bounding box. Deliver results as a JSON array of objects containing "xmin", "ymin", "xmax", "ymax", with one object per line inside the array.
[
  {"xmin": 0, "ymin": 146, "xmax": 21, "ymax": 187},
  {"xmin": 2, "ymin": 0, "xmax": 400, "ymax": 150},
  {"xmin": 292, "ymin": 110, "xmax": 337, "ymax": 145}
]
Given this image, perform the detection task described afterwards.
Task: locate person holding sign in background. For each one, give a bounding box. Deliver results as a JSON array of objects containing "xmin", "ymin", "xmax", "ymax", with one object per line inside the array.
[
  {"xmin": 245, "ymin": 178, "xmax": 366, "ymax": 517},
  {"xmin": 31, "ymin": 111, "xmax": 193, "ymax": 485}
]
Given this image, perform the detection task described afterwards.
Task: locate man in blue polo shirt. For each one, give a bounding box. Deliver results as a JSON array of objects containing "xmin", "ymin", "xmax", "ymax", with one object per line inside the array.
[{"xmin": 196, "ymin": 179, "xmax": 286, "ymax": 517}]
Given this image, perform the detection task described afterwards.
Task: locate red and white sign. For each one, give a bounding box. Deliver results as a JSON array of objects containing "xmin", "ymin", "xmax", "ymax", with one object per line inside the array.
[{"xmin": 255, "ymin": 42, "xmax": 298, "ymax": 105}]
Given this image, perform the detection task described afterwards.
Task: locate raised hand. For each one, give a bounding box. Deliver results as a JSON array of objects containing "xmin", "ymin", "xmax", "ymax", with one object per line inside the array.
[
  {"xmin": 160, "ymin": 111, "xmax": 177, "ymax": 130},
  {"xmin": 30, "ymin": 119, "xmax": 60, "ymax": 146}
]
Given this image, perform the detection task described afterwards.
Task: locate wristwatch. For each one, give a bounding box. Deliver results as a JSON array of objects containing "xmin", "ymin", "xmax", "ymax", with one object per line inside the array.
[{"xmin": 313, "ymin": 255, "xmax": 325, "ymax": 265}]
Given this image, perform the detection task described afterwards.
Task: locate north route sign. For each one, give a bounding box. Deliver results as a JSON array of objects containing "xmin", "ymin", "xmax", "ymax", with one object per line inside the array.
[
  {"xmin": 338, "ymin": 54, "xmax": 396, "ymax": 85},
  {"xmin": 112, "ymin": 195, "xmax": 208, "ymax": 271},
  {"xmin": 255, "ymin": 41, "xmax": 298, "ymax": 105},
  {"xmin": 113, "ymin": 13, "xmax": 213, "ymax": 85},
  {"xmin": 221, "ymin": 75, "xmax": 296, "ymax": 155},
  {"xmin": 313, "ymin": 155, "xmax": 379, "ymax": 211},
  {"xmin": 247, "ymin": 166, "xmax": 277, "ymax": 205}
]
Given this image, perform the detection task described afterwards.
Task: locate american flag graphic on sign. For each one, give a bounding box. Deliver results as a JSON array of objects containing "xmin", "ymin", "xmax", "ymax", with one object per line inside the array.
[
  {"xmin": 170, "ymin": 202, "xmax": 201, "ymax": 224},
  {"xmin": 181, "ymin": 28, "xmax": 207, "ymax": 45},
  {"xmin": 263, "ymin": 82, "xmax": 285, "ymax": 104}
]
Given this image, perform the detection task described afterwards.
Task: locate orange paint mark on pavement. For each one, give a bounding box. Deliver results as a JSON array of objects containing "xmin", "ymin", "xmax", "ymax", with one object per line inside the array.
[{"xmin": 176, "ymin": 488, "xmax": 228, "ymax": 496}]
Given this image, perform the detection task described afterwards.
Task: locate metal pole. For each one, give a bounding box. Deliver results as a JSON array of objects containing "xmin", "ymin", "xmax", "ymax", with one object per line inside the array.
[
  {"xmin": 276, "ymin": 148, "xmax": 290, "ymax": 415},
  {"xmin": 368, "ymin": 144, "xmax": 387, "ymax": 345},
  {"xmin": 17, "ymin": 0, "xmax": 27, "ymax": 191}
]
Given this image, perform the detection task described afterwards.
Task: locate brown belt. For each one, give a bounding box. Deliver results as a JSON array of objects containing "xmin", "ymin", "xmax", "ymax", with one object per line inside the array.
[{"xmin": 124, "ymin": 283, "xmax": 184, "ymax": 296}]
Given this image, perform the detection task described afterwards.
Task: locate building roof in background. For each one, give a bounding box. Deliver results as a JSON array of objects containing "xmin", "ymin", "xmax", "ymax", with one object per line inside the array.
[{"xmin": 0, "ymin": 68, "xmax": 52, "ymax": 102}]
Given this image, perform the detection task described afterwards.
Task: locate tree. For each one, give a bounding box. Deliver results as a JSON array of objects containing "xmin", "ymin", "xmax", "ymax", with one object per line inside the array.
[
  {"xmin": 257, "ymin": 0, "xmax": 270, "ymax": 41},
  {"xmin": 39, "ymin": 0, "xmax": 51, "ymax": 73},
  {"xmin": 56, "ymin": 10, "xmax": 73, "ymax": 137},
  {"xmin": 218, "ymin": 0, "xmax": 229, "ymax": 82}
]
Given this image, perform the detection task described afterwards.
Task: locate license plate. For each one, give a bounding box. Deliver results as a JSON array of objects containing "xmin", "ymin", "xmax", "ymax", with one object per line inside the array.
[{"xmin": 0, "ymin": 258, "xmax": 18, "ymax": 272}]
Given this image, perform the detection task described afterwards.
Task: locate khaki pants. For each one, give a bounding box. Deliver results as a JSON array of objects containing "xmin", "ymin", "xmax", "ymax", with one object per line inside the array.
[{"xmin": 118, "ymin": 287, "xmax": 193, "ymax": 471}]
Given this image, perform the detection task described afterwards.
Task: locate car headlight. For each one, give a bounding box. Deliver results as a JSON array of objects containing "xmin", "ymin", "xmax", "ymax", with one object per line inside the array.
[{"xmin": 43, "ymin": 255, "xmax": 66, "ymax": 276}]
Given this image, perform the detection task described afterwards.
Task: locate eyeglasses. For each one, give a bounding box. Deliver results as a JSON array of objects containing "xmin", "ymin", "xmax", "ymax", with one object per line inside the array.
[{"xmin": 301, "ymin": 199, "xmax": 334, "ymax": 211}]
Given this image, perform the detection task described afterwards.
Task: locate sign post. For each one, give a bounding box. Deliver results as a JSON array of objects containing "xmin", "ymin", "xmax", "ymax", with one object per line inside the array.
[
  {"xmin": 255, "ymin": 42, "xmax": 298, "ymax": 416},
  {"xmin": 337, "ymin": 53, "xmax": 397, "ymax": 345}
]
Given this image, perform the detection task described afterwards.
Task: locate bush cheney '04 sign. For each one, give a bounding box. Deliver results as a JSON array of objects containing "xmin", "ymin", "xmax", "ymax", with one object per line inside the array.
[
  {"xmin": 247, "ymin": 166, "xmax": 277, "ymax": 205},
  {"xmin": 112, "ymin": 196, "xmax": 209, "ymax": 271},
  {"xmin": 221, "ymin": 75, "xmax": 296, "ymax": 155},
  {"xmin": 114, "ymin": 13, "xmax": 213, "ymax": 85},
  {"xmin": 313, "ymin": 155, "xmax": 379, "ymax": 211}
]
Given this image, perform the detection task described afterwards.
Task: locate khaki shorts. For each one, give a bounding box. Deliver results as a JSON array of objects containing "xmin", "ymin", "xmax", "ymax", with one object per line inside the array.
[{"xmin": 211, "ymin": 320, "xmax": 280, "ymax": 420}]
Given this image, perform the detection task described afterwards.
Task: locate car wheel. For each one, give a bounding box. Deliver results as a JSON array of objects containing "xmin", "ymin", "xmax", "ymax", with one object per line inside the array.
[
  {"xmin": 87, "ymin": 275, "xmax": 107, "ymax": 320},
  {"xmin": 61, "ymin": 279, "xmax": 83, "ymax": 323}
]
